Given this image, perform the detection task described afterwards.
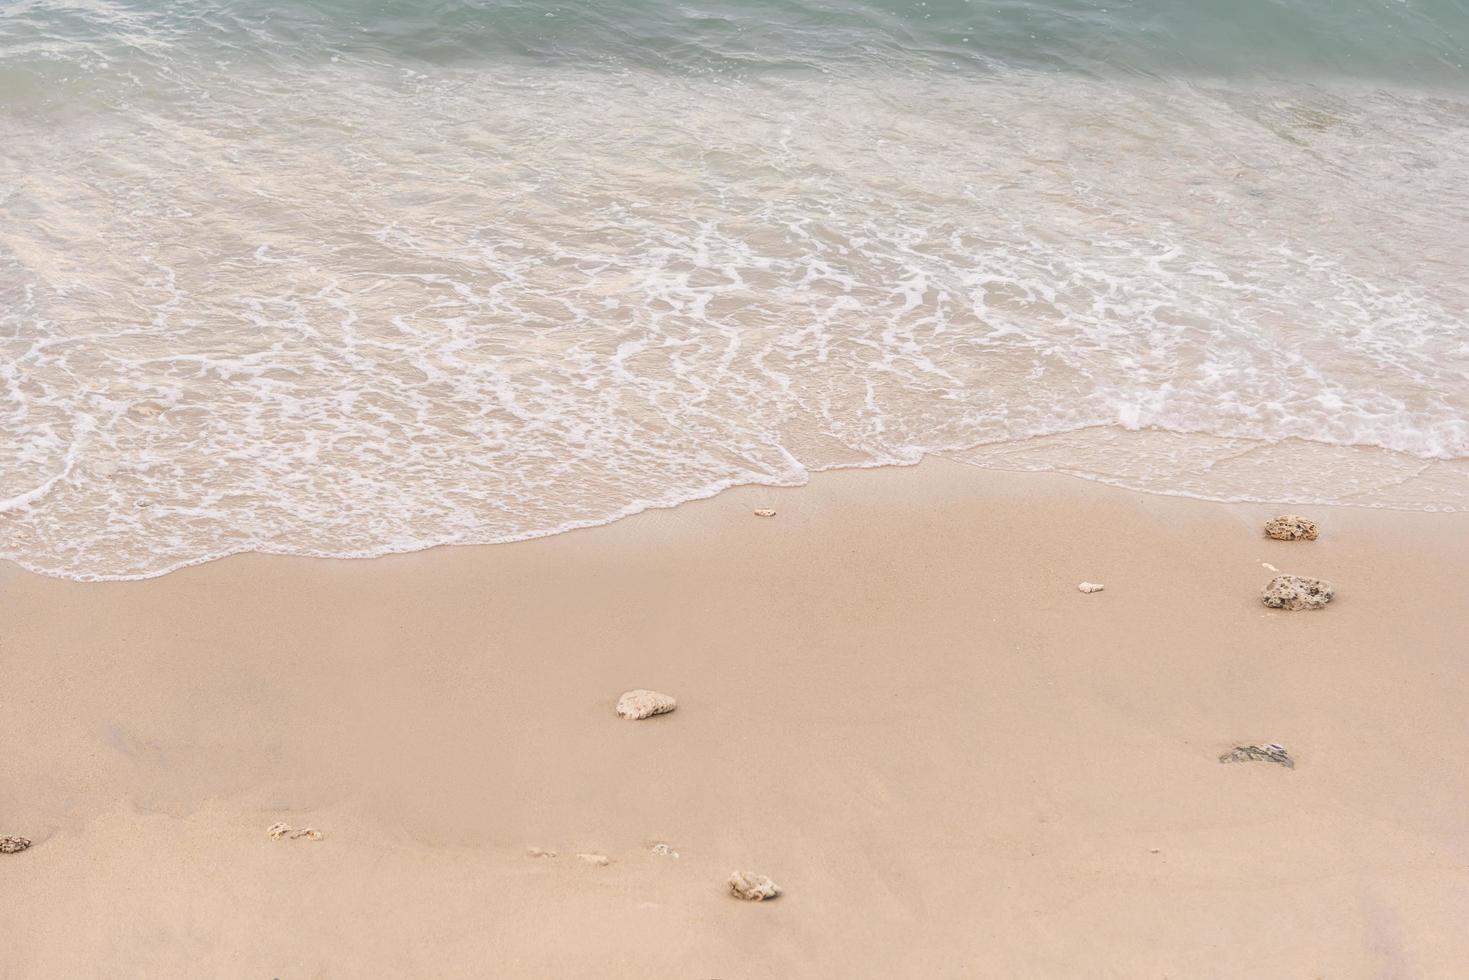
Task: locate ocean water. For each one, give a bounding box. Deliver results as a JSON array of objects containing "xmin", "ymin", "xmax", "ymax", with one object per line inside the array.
[{"xmin": 2, "ymin": 0, "xmax": 1467, "ymax": 580}]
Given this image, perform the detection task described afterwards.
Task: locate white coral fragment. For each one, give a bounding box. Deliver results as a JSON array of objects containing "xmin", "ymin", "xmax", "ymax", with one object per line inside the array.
[
  {"xmin": 616, "ymin": 689, "xmax": 677, "ymax": 720},
  {"xmin": 728, "ymin": 870, "xmax": 781, "ymax": 901}
]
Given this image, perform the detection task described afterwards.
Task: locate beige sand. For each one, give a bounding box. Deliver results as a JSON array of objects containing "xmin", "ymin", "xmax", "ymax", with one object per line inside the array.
[{"xmin": 2, "ymin": 459, "xmax": 1468, "ymax": 977}]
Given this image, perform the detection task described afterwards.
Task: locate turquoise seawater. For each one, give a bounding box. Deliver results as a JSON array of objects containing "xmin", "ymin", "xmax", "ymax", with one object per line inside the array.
[
  {"xmin": 2, "ymin": 1, "xmax": 1468, "ymax": 578},
  {"xmin": 3, "ymin": 0, "xmax": 1468, "ymax": 85}
]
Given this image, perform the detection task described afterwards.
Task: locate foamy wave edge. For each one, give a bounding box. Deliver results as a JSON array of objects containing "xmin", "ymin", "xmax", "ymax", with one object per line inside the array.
[{"xmin": 6, "ymin": 431, "xmax": 1463, "ymax": 583}]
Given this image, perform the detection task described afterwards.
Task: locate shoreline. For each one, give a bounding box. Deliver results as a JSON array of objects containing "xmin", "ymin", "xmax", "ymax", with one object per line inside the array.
[
  {"xmin": 7, "ymin": 432, "xmax": 1469, "ymax": 583},
  {"xmin": 3, "ymin": 458, "xmax": 1468, "ymax": 975}
]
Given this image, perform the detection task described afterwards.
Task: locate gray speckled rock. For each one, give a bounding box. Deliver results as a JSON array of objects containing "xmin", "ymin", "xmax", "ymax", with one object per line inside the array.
[
  {"xmin": 1220, "ymin": 743, "xmax": 1294, "ymax": 768},
  {"xmin": 0, "ymin": 835, "xmax": 32, "ymax": 854},
  {"xmin": 1262, "ymin": 574, "xmax": 1334, "ymax": 610},
  {"xmin": 1264, "ymin": 515, "xmax": 1319, "ymax": 541},
  {"xmin": 729, "ymin": 870, "xmax": 781, "ymax": 901}
]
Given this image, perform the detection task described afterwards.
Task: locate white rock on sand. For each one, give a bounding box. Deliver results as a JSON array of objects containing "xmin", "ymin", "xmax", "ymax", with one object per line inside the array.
[
  {"xmin": 1077, "ymin": 582, "xmax": 1104, "ymax": 593},
  {"xmin": 728, "ymin": 871, "xmax": 781, "ymax": 901},
  {"xmin": 752, "ymin": 509, "xmax": 776, "ymax": 517},
  {"xmin": 1262, "ymin": 574, "xmax": 1334, "ymax": 610},
  {"xmin": 1264, "ymin": 515, "xmax": 1319, "ymax": 541},
  {"xmin": 526, "ymin": 847, "xmax": 558, "ymax": 858},
  {"xmin": 650, "ymin": 842, "xmax": 679, "ymax": 858},
  {"xmin": 616, "ymin": 689, "xmax": 677, "ymax": 720},
  {"xmin": 576, "ymin": 853, "xmax": 610, "ymax": 866}
]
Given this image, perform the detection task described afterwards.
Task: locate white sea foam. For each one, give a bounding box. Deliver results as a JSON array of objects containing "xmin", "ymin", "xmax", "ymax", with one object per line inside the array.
[{"xmin": 1, "ymin": 66, "xmax": 1467, "ymax": 579}]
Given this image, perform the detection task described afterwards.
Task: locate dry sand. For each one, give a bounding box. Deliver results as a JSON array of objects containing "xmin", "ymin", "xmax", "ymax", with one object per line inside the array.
[{"xmin": 2, "ymin": 459, "xmax": 1468, "ymax": 977}]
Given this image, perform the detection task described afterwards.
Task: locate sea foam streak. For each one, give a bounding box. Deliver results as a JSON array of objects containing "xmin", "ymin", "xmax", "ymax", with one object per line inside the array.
[{"xmin": 2, "ymin": 64, "xmax": 1468, "ymax": 580}]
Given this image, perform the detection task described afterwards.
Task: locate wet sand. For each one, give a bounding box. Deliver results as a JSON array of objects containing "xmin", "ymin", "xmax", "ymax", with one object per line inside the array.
[{"xmin": 2, "ymin": 459, "xmax": 1467, "ymax": 977}]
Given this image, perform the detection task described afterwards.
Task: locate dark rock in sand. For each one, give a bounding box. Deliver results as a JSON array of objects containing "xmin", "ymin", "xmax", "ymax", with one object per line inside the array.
[
  {"xmin": 1264, "ymin": 515, "xmax": 1318, "ymax": 541},
  {"xmin": 1262, "ymin": 574, "xmax": 1334, "ymax": 610},
  {"xmin": 1220, "ymin": 744, "xmax": 1294, "ymax": 769},
  {"xmin": 0, "ymin": 835, "xmax": 32, "ymax": 854}
]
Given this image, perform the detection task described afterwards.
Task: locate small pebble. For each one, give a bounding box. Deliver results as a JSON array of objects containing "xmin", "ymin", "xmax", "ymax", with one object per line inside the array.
[
  {"xmin": 728, "ymin": 870, "xmax": 781, "ymax": 901},
  {"xmin": 0, "ymin": 835, "xmax": 32, "ymax": 854},
  {"xmin": 577, "ymin": 853, "xmax": 610, "ymax": 866},
  {"xmin": 527, "ymin": 847, "xmax": 558, "ymax": 858},
  {"xmin": 651, "ymin": 842, "xmax": 679, "ymax": 858},
  {"xmin": 1077, "ymin": 582, "xmax": 1104, "ymax": 593},
  {"xmin": 617, "ymin": 689, "xmax": 677, "ymax": 720},
  {"xmin": 753, "ymin": 509, "xmax": 776, "ymax": 517}
]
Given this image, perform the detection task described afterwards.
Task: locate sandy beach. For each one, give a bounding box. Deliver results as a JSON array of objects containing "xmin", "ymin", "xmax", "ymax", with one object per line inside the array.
[
  {"xmin": 6, "ymin": 0, "xmax": 1468, "ymax": 972},
  {"xmin": 2, "ymin": 459, "xmax": 1466, "ymax": 976}
]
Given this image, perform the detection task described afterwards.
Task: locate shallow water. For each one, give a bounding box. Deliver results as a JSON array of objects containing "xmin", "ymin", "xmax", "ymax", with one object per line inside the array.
[{"xmin": 2, "ymin": 0, "xmax": 1468, "ymax": 579}]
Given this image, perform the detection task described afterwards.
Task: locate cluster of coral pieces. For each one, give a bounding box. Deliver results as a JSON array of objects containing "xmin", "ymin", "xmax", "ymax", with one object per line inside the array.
[
  {"xmin": 613, "ymin": 690, "xmax": 780, "ymax": 898},
  {"xmin": 1260, "ymin": 515, "xmax": 1333, "ymax": 610},
  {"xmin": 1224, "ymin": 514, "xmax": 1333, "ymax": 771}
]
